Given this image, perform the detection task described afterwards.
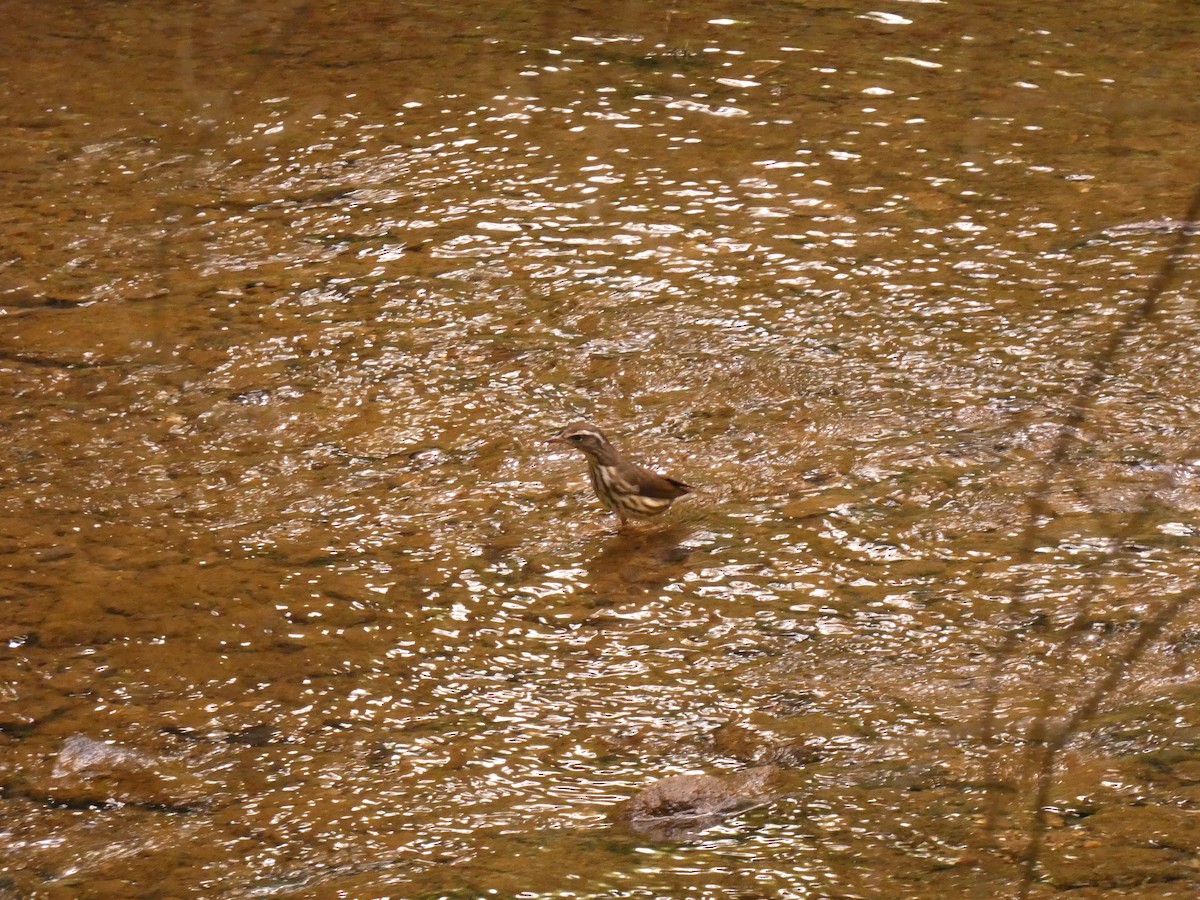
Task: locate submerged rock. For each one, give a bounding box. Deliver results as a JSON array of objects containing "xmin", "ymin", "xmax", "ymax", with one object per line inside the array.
[
  {"xmin": 16, "ymin": 734, "xmax": 210, "ymax": 812},
  {"xmin": 53, "ymin": 734, "xmax": 158, "ymax": 777},
  {"xmin": 612, "ymin": 767, "xmax": 780, "ymax": 840}
]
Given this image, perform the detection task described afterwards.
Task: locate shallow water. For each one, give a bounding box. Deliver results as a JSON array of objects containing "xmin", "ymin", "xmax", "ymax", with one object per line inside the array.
[{"xmin": 3, "ymin": 1, "xmax": 1200, "ymax": 897}]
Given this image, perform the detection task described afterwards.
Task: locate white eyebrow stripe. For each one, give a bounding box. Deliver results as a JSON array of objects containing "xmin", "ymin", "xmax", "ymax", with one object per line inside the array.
[{"xmin": 570, "ymin": 430, "xmax": 604, "ymax": 440}]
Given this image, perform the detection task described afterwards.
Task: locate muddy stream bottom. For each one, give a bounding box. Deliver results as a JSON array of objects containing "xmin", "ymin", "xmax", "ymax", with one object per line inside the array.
[{"xmin": 3, "ymin": 0, "xmax": 1200, "ymax": 897}]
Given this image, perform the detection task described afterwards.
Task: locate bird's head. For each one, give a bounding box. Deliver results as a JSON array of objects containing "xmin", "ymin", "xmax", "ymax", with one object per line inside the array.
[{"xmin": 547, "ymin": 421, "xmax": 612, "ymax": 459}]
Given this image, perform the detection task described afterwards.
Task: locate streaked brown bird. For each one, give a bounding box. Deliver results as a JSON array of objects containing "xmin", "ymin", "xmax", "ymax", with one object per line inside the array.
[{"xmin": 548, "ymin": 421, "xmax": 693, "ymax": 527}]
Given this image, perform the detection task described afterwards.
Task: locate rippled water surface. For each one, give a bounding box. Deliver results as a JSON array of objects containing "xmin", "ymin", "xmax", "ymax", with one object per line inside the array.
[{"xmin": 3, "ymin": 1, "xmax": 1200, "ymax": 897}]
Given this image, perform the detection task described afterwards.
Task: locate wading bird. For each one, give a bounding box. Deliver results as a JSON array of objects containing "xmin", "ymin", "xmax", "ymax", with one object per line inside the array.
[{"xmin": 548, "ymin": 422, "xmax": 693, "ymax": 528}]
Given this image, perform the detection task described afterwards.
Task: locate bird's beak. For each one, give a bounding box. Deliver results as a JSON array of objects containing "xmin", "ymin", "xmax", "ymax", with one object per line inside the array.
[{"xmin": 545, "ymin": 435, "xmax": 566, "ymax": 445}]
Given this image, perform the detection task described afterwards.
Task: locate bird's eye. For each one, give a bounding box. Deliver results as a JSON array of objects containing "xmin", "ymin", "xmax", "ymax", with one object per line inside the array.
[{"xmin": 569, "ymin": 434, "xmax": 583, "ymax": 442}]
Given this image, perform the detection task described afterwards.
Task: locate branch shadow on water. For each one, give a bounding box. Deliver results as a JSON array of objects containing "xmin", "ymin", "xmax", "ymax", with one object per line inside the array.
[{"xmin": 979, "ymin": 180, "xmax": 1200, "ymax": 898}]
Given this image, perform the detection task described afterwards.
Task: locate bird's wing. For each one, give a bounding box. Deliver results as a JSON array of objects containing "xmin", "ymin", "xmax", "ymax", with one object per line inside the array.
[{"xmin": 630, "ymin": 466, "xmax": 693, "ymax": 499}]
